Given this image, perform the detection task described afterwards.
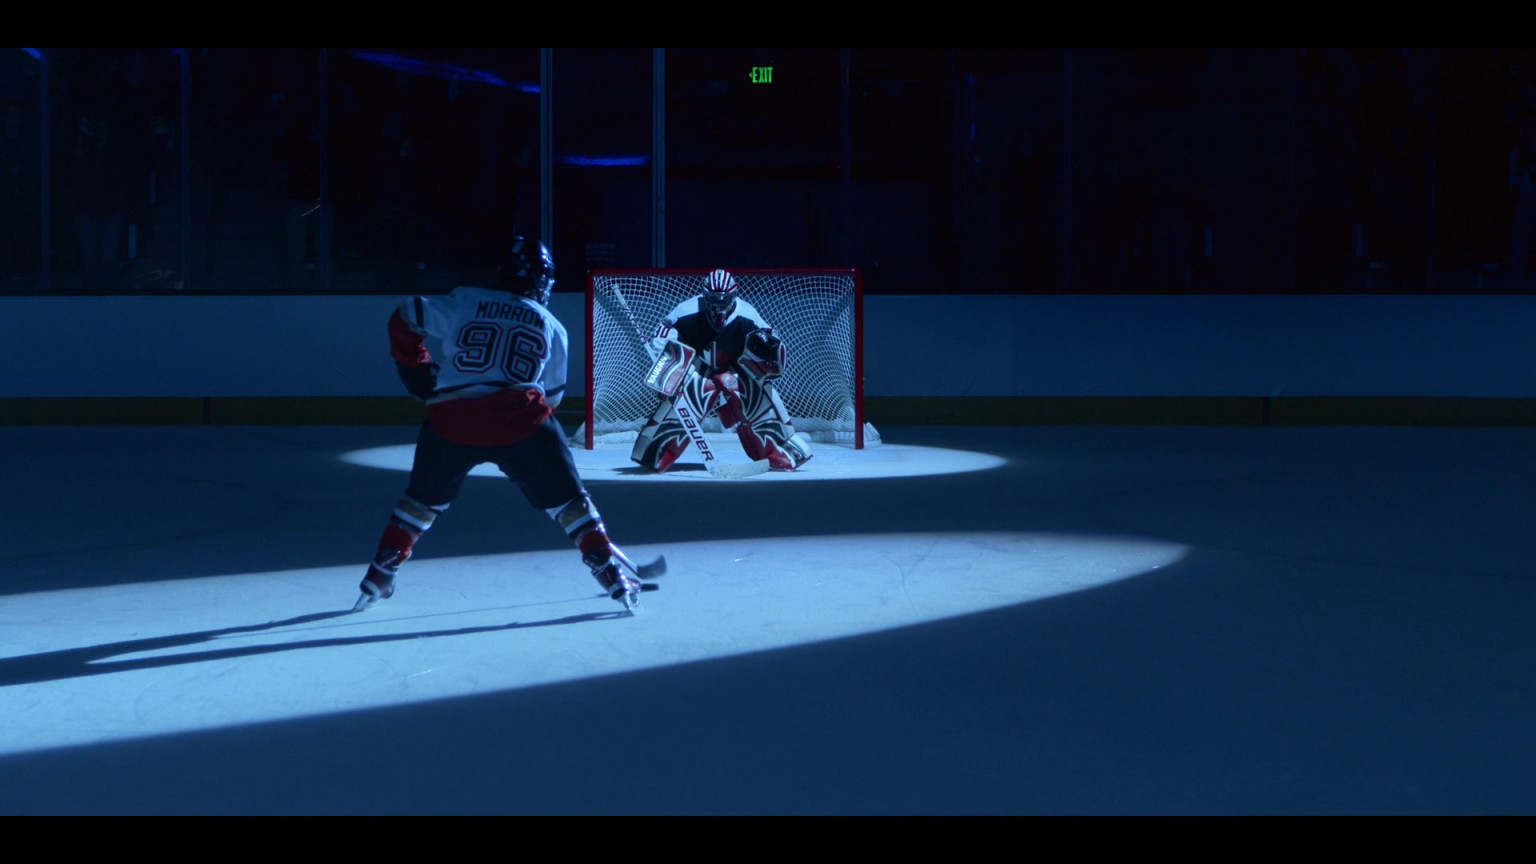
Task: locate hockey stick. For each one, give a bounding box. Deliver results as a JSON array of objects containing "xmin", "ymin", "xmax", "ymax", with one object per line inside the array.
[
  {"xmin": 614, "ymin": 283, "xmax": 770, "ymax": 479},
  {"xmin": 610, "ymin": 541, "xmax": 667, "ymax": 581},
  {"xmin": 609, "ymin": 282, "xmax": 660, "ymax": 363},
  {"xmin": 606, "ymin": 541, "xmax": 663, "ymax": 612}
]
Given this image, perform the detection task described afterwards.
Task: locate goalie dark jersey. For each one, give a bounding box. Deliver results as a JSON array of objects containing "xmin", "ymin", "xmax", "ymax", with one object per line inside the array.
[{"xmin": 654, "ymin": 296, "xmax": 769, "ymax": 371}]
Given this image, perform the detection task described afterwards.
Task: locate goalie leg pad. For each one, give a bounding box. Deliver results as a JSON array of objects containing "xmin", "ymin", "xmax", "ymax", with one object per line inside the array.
[
  {"xmin": 686, "ymin": 368, "xmax": 729, "ymax": 418},
  {"xmin": 630, "ymin": 394, "xmax": 692, "ymax": 472},
  {"xmin": 767, "ymin": 431, "xmax": 815, "ymax": 470},
  {"xmin": 730, "ymin": 377, "xmax": 814, "ymax": 470},
  {"xmin": 710, "ymin": 371, "xmax": 746, "ymax": 432},
  {"xmin": 632, "ymin": 370, "xmax": 727, "ymax": 472},
  {"xmin": 737, "ymin": 426, "xmax": 814, "ymax": 470}
]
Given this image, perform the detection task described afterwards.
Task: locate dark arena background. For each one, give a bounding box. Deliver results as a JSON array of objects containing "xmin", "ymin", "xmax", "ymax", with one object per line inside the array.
[{"xmin": 2, "ymin": 48, "xmax": 1535, "ymax": 817}]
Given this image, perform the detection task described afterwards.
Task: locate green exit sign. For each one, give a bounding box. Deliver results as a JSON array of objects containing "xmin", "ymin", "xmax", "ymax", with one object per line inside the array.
[{"xmin": 749, "ymin": 66, "xmax": 774, "ymax": 84}]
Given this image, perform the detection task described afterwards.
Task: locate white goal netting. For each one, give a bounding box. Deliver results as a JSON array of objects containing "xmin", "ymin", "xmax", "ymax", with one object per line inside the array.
[{"xmin": 579, "ymin": 268, "xmax": 879, "ymax": 449}]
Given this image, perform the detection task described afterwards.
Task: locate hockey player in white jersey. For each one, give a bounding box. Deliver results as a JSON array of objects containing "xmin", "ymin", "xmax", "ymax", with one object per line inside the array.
[
  {"xmin": 356, "ymin": 237, "xmax": 661, "ymax": 613},
  {"xmin": 630, "ymin": 268, "xmax": 813, "ymax": 473}
]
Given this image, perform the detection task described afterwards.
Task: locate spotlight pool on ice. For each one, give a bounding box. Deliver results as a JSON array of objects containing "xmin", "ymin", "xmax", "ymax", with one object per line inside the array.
[{"xmin": 339, "ymin": 440, "xmax": 1009, "ymax": 481}]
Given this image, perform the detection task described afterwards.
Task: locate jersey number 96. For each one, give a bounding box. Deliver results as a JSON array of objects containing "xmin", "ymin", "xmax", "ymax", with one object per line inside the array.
[{"xmin": 453, "ymin": 322, "xmax": 547, "ymax": 382}]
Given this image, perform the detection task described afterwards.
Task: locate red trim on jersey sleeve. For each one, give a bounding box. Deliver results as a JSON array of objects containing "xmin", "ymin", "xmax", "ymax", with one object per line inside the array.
[{"xmin": 389, "ymin": 309, "xmax": 432, "ymax": 367}]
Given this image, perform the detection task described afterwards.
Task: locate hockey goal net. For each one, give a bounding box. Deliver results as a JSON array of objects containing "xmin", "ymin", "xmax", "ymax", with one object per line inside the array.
[{"xmin": 579, "ymin": 268, "xmax": 878, "ymax": 450}]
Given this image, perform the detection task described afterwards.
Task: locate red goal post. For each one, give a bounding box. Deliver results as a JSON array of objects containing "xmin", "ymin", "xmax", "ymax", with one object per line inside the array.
[{"xmin": 580, "ymin": 267, "xmax": 876, "ymax": 451}]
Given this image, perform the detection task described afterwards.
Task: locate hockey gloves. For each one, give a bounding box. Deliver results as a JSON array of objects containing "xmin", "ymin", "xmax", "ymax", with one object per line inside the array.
[
  {"xmin": 740, "ymin": 328, "xmax": 786, "ymax": 381},
  {"xmin": 397, "ymin": 362, "xmax": 440, "ymax": 401}
]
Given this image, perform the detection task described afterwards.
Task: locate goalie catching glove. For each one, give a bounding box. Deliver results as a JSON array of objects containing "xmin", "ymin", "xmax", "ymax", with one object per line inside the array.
[{"xmin": 739, "ymin": 328, "xmax": 786, "ymax": 381}]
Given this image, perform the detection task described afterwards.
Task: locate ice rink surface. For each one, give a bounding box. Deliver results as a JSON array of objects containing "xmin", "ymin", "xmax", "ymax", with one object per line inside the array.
[{"xmin": 1, "ymin": 421, "xmax": 1534, "ymax": 815}]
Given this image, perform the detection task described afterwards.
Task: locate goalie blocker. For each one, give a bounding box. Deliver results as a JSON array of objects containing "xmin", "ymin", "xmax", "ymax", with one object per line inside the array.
[{"xmin": 631, "ymin": 331, "xmax": 813, "ymax": 473}]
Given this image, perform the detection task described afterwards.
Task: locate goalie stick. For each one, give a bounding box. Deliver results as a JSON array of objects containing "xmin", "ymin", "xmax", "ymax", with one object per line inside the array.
[{"xmin": 615, "ymin": 283, "xmax": 770, "ymax": 479}]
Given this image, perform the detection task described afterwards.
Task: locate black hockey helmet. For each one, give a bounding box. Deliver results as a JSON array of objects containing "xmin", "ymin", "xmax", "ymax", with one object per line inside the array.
[{"xmin": 498, "ymin": 237, "xmax": 556, "ymax": 304}]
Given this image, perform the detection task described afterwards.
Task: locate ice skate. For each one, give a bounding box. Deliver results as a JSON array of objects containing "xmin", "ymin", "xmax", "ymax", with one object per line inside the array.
[
  {"xmin": 592, "ymin": 560, "xmax": 644, "ymax": 613},
  {"xmin": 353, "ymin": 566, "xmax": 395, "ymax": 612},
  {"xmin": 616, "ymin": 577, "xmax": 643, "ymax": 613}
]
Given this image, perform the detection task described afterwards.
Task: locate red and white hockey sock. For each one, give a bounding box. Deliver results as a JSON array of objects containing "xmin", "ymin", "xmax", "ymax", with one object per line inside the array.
[
  {"xmin": 548, "ymin": 493, "xmax": 625, "ymax": 593},
  {"xmin": 366, "ymin": 495, "xmax": 446, "ymax": 590}
]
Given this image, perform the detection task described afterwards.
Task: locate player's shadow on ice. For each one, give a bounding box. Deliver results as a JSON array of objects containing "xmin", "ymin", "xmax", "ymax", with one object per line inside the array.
[{"xmin": 0, "ymin": 607, "xmax": 628, "ymax": 687}]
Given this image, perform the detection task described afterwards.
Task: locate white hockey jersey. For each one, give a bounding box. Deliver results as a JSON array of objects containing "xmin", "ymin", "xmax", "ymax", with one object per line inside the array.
[{"xmin": 390, "ymin": 286, "xmax": 568, "ymax": 446}]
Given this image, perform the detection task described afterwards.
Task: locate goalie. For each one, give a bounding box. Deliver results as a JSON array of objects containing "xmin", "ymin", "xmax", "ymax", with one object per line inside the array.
[{"xmin": 631, "ymin": 268, "xmax": 814, "ymax": 473}]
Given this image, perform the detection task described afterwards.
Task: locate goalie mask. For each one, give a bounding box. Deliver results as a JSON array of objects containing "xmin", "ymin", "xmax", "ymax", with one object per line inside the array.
[
  {"xmin": 701, "ymin": 268, "xmax": 738, "ymax": 330},
  {"xmin": 498, "ymin": 237, "xmax": 556, "ymax": 305}
]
